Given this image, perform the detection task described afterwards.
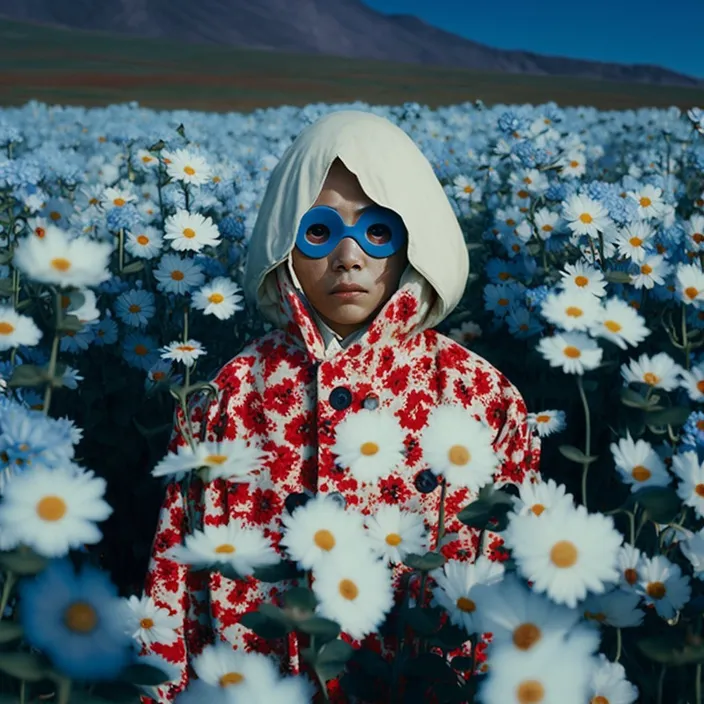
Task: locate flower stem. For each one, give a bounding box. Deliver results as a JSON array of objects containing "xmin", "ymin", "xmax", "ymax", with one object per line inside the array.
[
  {"xmin": 657, "ymin": 665, "xmax": 666, "ymax": 704},
  {"xmin": 682, "ymin": 302, "xmax": 691, "ymax": 371},
  {"xmin": 42, "ymin": 293, "xmax": 62, "ymax": 415},
  {"xmin": 436, "ymin": 479, "xmax": 447, "ymax": 549},
  {"xmin": 696, "ymin": 663, "xmax": 702, "ymax": 704},
  {"xmin": 0, "ymin": 571, "xmax": 16, "ymax": 618},
  {"xmin": 118, "ymin": 228, "xmax": 125, "ymax": 273},
  {"xmin": 576, "ymin": 375, "xmax": 591, "ymax": 511},
  {"xmin": 614, "ymin": 628, "xmax": 622, "ymax": 662}
]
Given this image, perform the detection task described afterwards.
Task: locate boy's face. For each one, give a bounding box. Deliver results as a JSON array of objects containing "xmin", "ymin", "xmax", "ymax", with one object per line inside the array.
[{"xmin": 292, "ymin": 159, "xmax": 408, "ymax": 338}]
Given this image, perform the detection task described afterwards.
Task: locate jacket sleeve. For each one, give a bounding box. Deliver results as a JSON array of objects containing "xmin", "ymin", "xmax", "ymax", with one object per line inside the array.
[{"xmin": 139, "ymin": 390, "xmax": 220, "ymax": 704}]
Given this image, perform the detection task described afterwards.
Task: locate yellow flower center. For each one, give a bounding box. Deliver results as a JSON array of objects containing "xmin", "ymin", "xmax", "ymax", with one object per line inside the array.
[
  {"xmin": 64, "ymin": 602, "xmax": 98, "ymax": 633},
  {"xmin": 640, "ymin": 196, "xmax": 652, "ymax": 207},
  {"xmin": 36, "ymin": 496, "xmax": 67, "ymax": 521},
  {"xmin": 570, "ymin": 160, "xmax": 579, "ymax": 168},
  {"xmin": 604, "ymin": 320, "xmax": 621, "ymax": 332},
  {"xmin": 49, "ymin": 211, "xmax": 62, "ymax": 221},
  {"xmin": 140, "ymin": 617, "xmax": 154, "ymax": 629},
  {"xmin": 464, "ymin": 185, "xmax": 474, "ymax": 193},
  {"xmin": 134, "ymin": 344, "xmax": 148, "ymax": 356},
  {"xmin": 184, "ymin": 166, "xmax": 196, "ymax": 176},
  {"xmin": 579, "ymin": 213, "xmax": 593, "ymax": 224},
  {"xmin": 448, "ymin": 445, "xmax": 471, "ymax": 466},
  {"xmin": 456, "ymin": 596, "xmax": 476, "ymax": 613},
  {"xmin": 339, "ymin": 579, "xmax": 359, "ymax": 601},
  {"xmin": 137, "ymin": 234, "xmax": 150, "ymax": 245},
  {"xmin": 214, "ymin": 543, "xmax": 236, "ymax": 554},
  {"xmin": 647, "ymin": 581, "xmax": 667, "ymax": 600},
  {"xmin": 205, "ymin": 454, "xmax": 228, "ymax": 465},
  {"xmin": 219, "ymin": 672, "xmax": 244, "ymax": 687},
  {"xmin": 0, "ymin": 322, "xmax": 15, "ymax": 335},
  {"xmin": 531, "ymin": 504, "xmax": 545, "ymax": 516},
  {"xmin": 314, "ymin": 529, "xmax": 335, "ymax": 551},
  {"xmin": 517, "ymin": 680, "xmax": 545, "ymax": 703},
  {"xmin": 183, "ymin": 228, "xmax": 196, "ymax": 239},
  {"xmin": 360, "ymin": 442, "xmax": 379, "ymax": 456},
  {"xmin": 385, "ymin": 533, "xmax": 402, "ymax": 546},
  {"xmin": 513, "ymin": 623, "xmax": 541, "ymax": 650},
  {"xmin": 685, "ymin": 286, "xmax": 699, "ymax": 300},
  {"xmin": 584, "ymin": 611, "xmax": 607, "ymax": 623},
  {"xmin": 550, "ymin": 540, "xmax": 578, "ymax": 568},
  {"xmin": 497, "ymin": 297, "xmax": 509, "ymax": 306},
  {"xmin": 574, "ymin": 275, "xmax": 588, "ymax": 286},
  {"xmin": 695, "ymin": 484, "xmax": 704, "ymax": 497},
  {"xmin": 697, "ymin": 381, "xmax": 704, "ymax": 394},
  {"xmin": 517, "ymin": 189, "xmax": 530, "ymax": 199},
  {"xmin": 51, "ymin": 258, "xmax": 72, "ymax": 272},
  {"xmin": 563, "ymin": 345, "xmax": 581, "ymax": 359},
  {"xmin": 141, "ymin": 155, "xmax": 153, "ymax": 163},
  {"xmin": 591, "ymin": 697, "xmax": 609, "ymax": 704},
  {"xmin": 631, "ymin": 465, "xmax": 651, "ymax": 482},
  {"xmin": 624, "ymin": 568, "xmax": 638, "ymax": 585},
  {"xmin": 171, "ymin": 270, "xmax": 185, "ymax": 281},
  {"xmin": 640, "ymin": 264, "xmax": 653, "ymax": 275},
  {"xmin": 113, "ymin": 198, "xmax": 126, "ymax": 207},
  {"xmin": 128, "ymin": 304, "xmax": 141, "ymax": 313},
  {"xmin": 643, "ymin": 372, "xmax": 660, "ymax": 386},
  {"xmin": 629, "ymin": 237, "xmax": 643, "ymax": 247},
  {"xmin": 565, "ymin": 306, "xmax": 583, "ymax": 318},
  {"xmin": 535, "ymin": 414, "xmax": 551, "ymax": 423},
  {"xmin": 208, "ymin": 293, "xmax": 225, "ymax": 304}
]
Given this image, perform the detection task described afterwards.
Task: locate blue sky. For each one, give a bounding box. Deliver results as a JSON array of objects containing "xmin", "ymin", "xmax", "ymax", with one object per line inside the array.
[{"xmin": 362, "ymin": 0, "xmax": 704, "ymax": 79}]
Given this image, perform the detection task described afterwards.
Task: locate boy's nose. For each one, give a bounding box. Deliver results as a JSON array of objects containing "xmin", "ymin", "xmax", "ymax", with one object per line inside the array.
[{"xmin": 331, "ymin": 236, "xmax": 365, "ymax": 268}]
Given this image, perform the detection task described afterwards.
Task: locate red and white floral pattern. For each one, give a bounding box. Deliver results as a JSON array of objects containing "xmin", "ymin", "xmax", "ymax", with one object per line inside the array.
[{"xmin": 140, "ymin": 271, "xmax": 541, "ymax": 703}]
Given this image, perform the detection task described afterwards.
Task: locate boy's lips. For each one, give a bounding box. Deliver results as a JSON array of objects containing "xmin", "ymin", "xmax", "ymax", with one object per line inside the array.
[{"xmin": 330, "ymin": 282, "xmax": 367, "ymax": 294}]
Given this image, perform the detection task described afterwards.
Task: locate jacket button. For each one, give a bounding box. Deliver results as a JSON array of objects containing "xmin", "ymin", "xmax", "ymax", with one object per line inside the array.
[
  {"xmin": 327, "ymin": 492, "xmax": 347, "ymax": 508},
  {"xmin": 329, "ymin": 386, "xmax": 352, "ymax": 410},
  {"xmin": 414, "ymin": 469, "xmax": 439, "ymax": 494},
  {"xmin": 284, "ymin": 490, "xmax": 313, "ymax": 515},
  {"xmin": 362, "ymin": 393, "xmax": 379, "ymax": 411}
]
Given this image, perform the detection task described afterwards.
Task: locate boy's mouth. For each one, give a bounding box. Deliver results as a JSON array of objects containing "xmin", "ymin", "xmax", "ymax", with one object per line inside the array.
[{"xmin": 330, "ymin": 282, "xmax": 367, "ymax": 294}]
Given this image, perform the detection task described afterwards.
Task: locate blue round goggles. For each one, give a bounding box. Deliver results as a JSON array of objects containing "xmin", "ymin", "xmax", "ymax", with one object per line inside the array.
[{"xmin": 295, "ymin": 205, "xmax": 407, "ymax": 259}]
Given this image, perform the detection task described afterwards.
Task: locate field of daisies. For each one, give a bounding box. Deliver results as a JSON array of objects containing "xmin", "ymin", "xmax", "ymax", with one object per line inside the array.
[{"xmin": 2, "ymin": 98, "xmax": 704, "ymax": 704}]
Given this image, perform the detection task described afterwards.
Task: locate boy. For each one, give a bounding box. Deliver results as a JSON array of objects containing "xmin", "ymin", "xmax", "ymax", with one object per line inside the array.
[{"xmin": 142, "ymin": 109, "xmax": 540, "ymax": 702}]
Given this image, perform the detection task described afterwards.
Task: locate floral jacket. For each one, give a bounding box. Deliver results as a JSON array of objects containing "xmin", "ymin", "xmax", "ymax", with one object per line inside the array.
[{"xmin": 140, "ymin": 266, "xmax": 541, "ymax": 703}]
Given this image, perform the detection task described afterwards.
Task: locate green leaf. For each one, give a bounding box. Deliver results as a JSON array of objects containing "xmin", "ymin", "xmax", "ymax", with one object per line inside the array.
[
  {"xmin": 258, "ymin": 603, "xmax": 293, "ymax": 626},
  {"xmin": 121, "ymin": 261, "xmax": 145, "ymax": 275},
  {"xmin": 457, "ymin": 483, "xmax": 515, "ymax": 531},
  {"xmin": 627, "ymin": 486, "xmax": 681, "ymax": 524},
  {"xmin": 558, "ymin": 445, "xmax": 598, "ymax": 464},
  {"xmin": 215, "ymin": 562, "xmax": 244, "ymax": 581},
  {"xmin": 0, "ymin": 622, "xmax": 23, "ymax": 643},
  {"xmin": 315, "ymin": 639, "xmax": 355, "ymax": 681},
  {"xmin": 352, "ymin": 649, "xmax": 391, "ymax": 680},
  {"xmin": 0, "ymin": 549, "xmax": 48, "ymax": 575},
  {"xmin": 7, "ymin": 364, "xmax": 47, "ymax": 388},
  {"xmin": 253, "ymin": 561, "xmax": 304, "ymax": 583},
  {"xmin": 239, "ymin": 611, "xmax": 290, "ymax": 639},
  {"xmin": 58, "ymin": 314, "xmax": 84, "ymax": 333},
  {"xmin": 604, "ymin": 270, "xmax": 632, "ymax": 284},
  {"xmin": 118, "ymin": 662, "xmax": 174, "ymax": 686},
  {"xmin": 645, "ymin": 406, "xmax": 692, "ymax": 428},
  {"xmin": 405, "ymin": 607, "xmax": 442, "ymax": 636},
  {"xmin": 283, "ymin": 587, "xmax": 317, "ymax": 613},
  {"xmin": 403, "ymin": 552, "xmax": 446, "ymax": 572},
  {"xmin": 0, "ymin": 652, "xmax": 49, "ymax": 682},
  {"xmin": 296, "ymin": 617, "xmax": 341, "ymax": 641},
  {"xmin": 637, "ymin": 633, "xmax": 704, "ymax": 665},
  {"xmin": 0, "ymin": 250, "xmax": 13, "ymax": 265}
]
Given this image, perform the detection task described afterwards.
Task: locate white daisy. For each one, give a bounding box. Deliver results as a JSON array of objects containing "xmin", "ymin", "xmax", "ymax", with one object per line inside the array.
[
  {"xmin": 191, "ymin": 278, "xmax": 244, "ymax": 321},
  {"xmin": 165, "ymin": 149, "xmax": 212, "ymax": 186},
  {"xmin": 680, "ymin": 362, "xmax": 704, "ymax": 402},
  {"xmin": 533, "ymin": 208, "xmax": 561, "ymax": 240},
  {"xmin": 134, "ymin": 149, "xmax": 159, "ymax": 170},
  {"xmin": 526, "ymin": 410, "xmax": 566, "ymax": 437},
  {"xmin": 675, "ymin": 263, "xmax": 704, "ymax": 307},
  {"xmin": 630, "ymin": 254, "xmax": 670, "ymax": 290},
  {"xmin": 672, "ymin": 451, "xmax": 704, "ymax": 518},
  {"xmin": 581, "ymin": 589, "xmax": 644, "ymax": 628},
  {"xmin": 364, "ymin": 505, "xmax": 428, "ymax": 564},
  {"xmin": 559, "ymin": 150, "xmax": 587, "ymax": 178},
  {"xmin": 616, "ymin": 544, "xmax": 645, "ymax": 593},
  {"xmin": 636, "ymin": 554, "xmax": 691, "ymax": 620},
  {"xmin": 124, "ymin": 594, "xmax": 180, "ymax": 647},
  {"xmin": 588, "ymin": 297, "xmax": 650, "ymax": 350},
  {"xmin": 559, "ymin": 261, "xmax": 606, "ymax": 297},
  {"xmin": 167, "ymin": 522, "xmax": 279, "ymax": 577},
  {"xmin": 153, "ymin": 254, "xmax": 205, "ymax": 295},
  {"xmin": 0, "ymin": 465, "xmax": 112, "ymax": 558},
  {"xmin": 536, "ymin": 331, "xmax": 603, "ymax": 375},
  {"xmin": 540, "ymin": 289, "xmax": 602, "ymax": 332},
  {"xmin": 471, "ymin": 573, "xmax": 580, "ymax": 652},
  {"xmin": 0, "ymin": 306, "xmax": 42, "ymax": 351},
  {"xmin": 448, "ymin": 321, "xmax": 483, "ymax": 346},
  {"xmin": 419, "ymin": 405, "xmax": 498, "ymax": 490},
  {"xmin": 478, "ymin": 636, "xmax": 592, "ymax": 704},
  {"xmin": 621, "ymin": 352, "xmax": 682, "ymax": 391},
  {"xmin": 562, "ymin": 193, "xmax": 612, "ymax": 237},
  {"xmin": 680, "ymin": 529, "xmax": 704, "ymax": 579},
  {"xmin": 312, "ymin": 548, "xmax": 394, "ymax": 641},
  {"xmin": 62, "ymin": 289, "xmax": 100, "ymax": 324},
  {"xmin": 588, "ymin": 654, "xmax": 639, "ymax": 704},
  {"xmin": 615, "ymin": 221, "xmax": 655, "ymax": 263},
  {"xmin": 331, "ymin": 409, "xmax": 406, "ymax": 484},
  {"xmin": 101, "ymin": 186, "xmax": 137, "ymax": 209},
  {"xmin": 452, "ymin": 175, "xmax": 483, "ymax": 203},
  {"xmin": 610, "ymin": 432, "xmax": 671, "ymax": 493},
  {"xmin": 13, "ymin": 226, "xmax": 112, "ymax": 289},
  {"xmin": 160, "ymin": 339, "xmax": 207, "ymax": 367},
  {"xmin": 279, "ymin": 495, "xmax": 368, "ymax": 570},
  {"xmin": 431, "ymin": 557, "xmax": 505, "ymax": 635},
  {"xmin": 151, "ymin": 439, "xmax": 266, "ymax": 483},
  {"xmin": 164, "ymin": 210, "xmax": 221, "ymax": 253},
  {"xmin": 685, "ymin": 214, "xmax": 704, "ymax": 252},
  {"xmin": 510, "ymin": 478, "xmax": 574, "ymax": 517},
  {"xmin": 125, "ymin": 227, "xmax": 163, "ymax": 260},
  {"xmin": 504, "ymin": 503, "xmax": 621, "ymax": 608},
  {"xmin": 627, "ymin": 184, "xmax": 665, "ymax": 220}
]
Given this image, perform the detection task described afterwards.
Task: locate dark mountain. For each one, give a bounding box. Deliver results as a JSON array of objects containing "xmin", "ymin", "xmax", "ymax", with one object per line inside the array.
[{"xmin": 0, "ymin": 0, "xmax": 699, "ymax": 87}]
